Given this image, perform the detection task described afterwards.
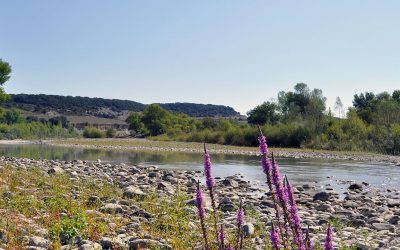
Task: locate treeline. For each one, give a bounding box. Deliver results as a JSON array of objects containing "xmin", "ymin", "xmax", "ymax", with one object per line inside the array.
[
  {"xmin": 7, "ymin": 94, "xmax": 241, "ymax": 118},
  {"xmin": 126, "ymin": 83, "xmax": 400, "ymax": 155},
  {"xmin": 0, "ymin": 109, "xmax": 77, "ymax": 139}
]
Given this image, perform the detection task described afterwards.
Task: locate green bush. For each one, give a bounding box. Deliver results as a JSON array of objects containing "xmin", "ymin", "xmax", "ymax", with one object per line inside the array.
[
  {"xmin": 106, "ymin": 128, "xmax": 116, "ymax": 138},
  {"xmin": 83, "ymin": 127, "xmax": 105, "ymax": 138}
]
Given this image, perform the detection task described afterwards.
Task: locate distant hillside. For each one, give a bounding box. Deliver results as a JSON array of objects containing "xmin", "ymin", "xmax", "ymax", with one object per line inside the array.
[{"xmin": 6, "ymin": 94, "xmax": 241, "ymax": 118}]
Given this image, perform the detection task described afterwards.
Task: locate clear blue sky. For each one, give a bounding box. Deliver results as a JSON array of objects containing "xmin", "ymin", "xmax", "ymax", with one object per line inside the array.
[{"xmin": 1, "ymin": 1, "xmax": 400, "ymax": 114}]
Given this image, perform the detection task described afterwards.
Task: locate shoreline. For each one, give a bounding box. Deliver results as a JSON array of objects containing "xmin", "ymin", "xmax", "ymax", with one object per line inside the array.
[{"xmin": 35, "ymin": 138, "xmax": 400, "ymax": 165}]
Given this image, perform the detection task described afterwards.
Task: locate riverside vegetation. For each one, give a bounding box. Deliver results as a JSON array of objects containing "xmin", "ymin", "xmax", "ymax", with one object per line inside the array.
[
  {"xmin": 0, "ymin": 131, "xmax": 399, "ymax": 249},
  {"xmin": 125, "ymin": 84, "xmax": 400, "ymax": 155}
]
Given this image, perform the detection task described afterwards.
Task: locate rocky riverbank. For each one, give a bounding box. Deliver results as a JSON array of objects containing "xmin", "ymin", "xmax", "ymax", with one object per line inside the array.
[
  {"xmin": 42, "ymin": 139, "xmax": 400, "ymax": 165},
  {"xmin": 0, "ymin": 156, "xmax": 399, "ymax": 249}
]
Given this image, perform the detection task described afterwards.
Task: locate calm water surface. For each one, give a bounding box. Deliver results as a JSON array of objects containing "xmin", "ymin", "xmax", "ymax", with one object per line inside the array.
[{"xmin": 0, "ymin": 144, "xmax": 399, "ymax": 192}]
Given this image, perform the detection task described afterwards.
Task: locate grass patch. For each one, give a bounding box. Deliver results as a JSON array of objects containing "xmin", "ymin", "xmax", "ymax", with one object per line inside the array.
[{"xmin": 0, "ymin": 165, "xmax": 259, "ymax": 248}]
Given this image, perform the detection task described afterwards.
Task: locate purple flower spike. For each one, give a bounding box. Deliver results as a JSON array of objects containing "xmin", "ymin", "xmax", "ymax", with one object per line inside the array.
[
  {"xmin": 226, "ymin": 245, "xmax": 233, "ymax": 250},
  {"xmin": 261, "ymin": 157, "xmax": 272, "ymax": 175},
  {"xmin": 272, "ymin": 160, "xmax": 288, "ymax": 205},
  {"xmin": 258, "ymin": 135, "xmax": 269, "ymax": 155},
  {"xmin": 270, "ymin": 225, "xmax": 280, "ymax": 250},
  {"xmin": 196, "ymin": 183, "xmax": 206, "ymax": 220},
  {"xmin": 196, "ymin": 181, "xmax": 209, "ymax": 249},
  {"xmin": 235, "ymin": 201, "xmax": 245, "ymax": 250},
  {"xmin": 219, "ymin": 224, "xmax": 226, "ymax": 249},
  {"xmin": 204, "ymin": 147, "xmax": 215, "ymax": 190},
  {"xmin": 324, "ymin": 224, "xmax": 334, "ymax": 250},
  {"xmin": 285, "ymin": 176, "xmax": 304, "ymax": 249},
  {"xmin": 237, "ymin": 206, "xmax": 245, "ymax": 226}
]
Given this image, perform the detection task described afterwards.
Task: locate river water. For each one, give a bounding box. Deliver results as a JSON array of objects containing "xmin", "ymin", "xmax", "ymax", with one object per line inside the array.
[{"xmin": 0, "ymin": 143, "xmax": 399, "ymax": 192}]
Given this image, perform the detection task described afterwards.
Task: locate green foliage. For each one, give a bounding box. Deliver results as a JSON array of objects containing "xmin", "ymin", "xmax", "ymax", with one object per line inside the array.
[
  {"xmin": 149, "ymin": 84, "xmax": 400, "ymax": 155},
  {"xmin": 49, "ymin": 209, "xmax": 88, "ymax": 242},
  {"xmin": 247, "ymin": 101, "xmax": 279, "ymax": 125},
  {"xmin": 83, "ymin": 127, "xmax": 105, "ymax": 138},
  {"xmin": 141, "ymin": 104, "xmax": 172, "ymax": 136},
  {"xmin": 0, "ymin": 121, "xmax": 77, "ymax": 139},
  {"xmin": 0, "ymin": 59, "xmax": 12, "ymax": 85},
  {"xmin": 0, "ymin": 59, "xmax": 12, "ymax": 105},
  {"xmin": 2, "ymin": 109, "xmax": 22, "ymax": 125},
  {"xmin": 126, "ymin": 112, "xmax": 146, "ymax": 134},
  {"xmin": 105, "ymin": 127, "xmax": 116, "ymax": 138},
  {"xmin": 48, "ymin": 116, "xmax": 69, "ymax": 128}
]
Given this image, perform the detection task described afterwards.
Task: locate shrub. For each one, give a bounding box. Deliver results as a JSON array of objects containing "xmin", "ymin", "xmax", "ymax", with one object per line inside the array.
[
  {"xmin": 106, "ymin": 128, "xmax": 116, "ymax": 138},
  {"xmin": 83, "ymin": 127, "xmax": 105, "ymax": 138}
]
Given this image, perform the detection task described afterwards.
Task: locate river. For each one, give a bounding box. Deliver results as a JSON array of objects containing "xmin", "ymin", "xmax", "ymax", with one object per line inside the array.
[{"xmin": 0, "ymin": 143, "xmax": 398, "ymax": 192}]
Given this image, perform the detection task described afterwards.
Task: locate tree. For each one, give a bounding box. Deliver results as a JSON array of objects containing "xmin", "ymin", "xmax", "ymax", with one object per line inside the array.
[
  {"xmin": 334, "ymin": 97, "xmax": 344, "ymax": 118},
  {"xmin": 141, "ymin": 104, "xmax": 172, "ymax": 136},
  {"xmin": 277, "ymin": 83, "xmax": 326, "ymax": 121},
  {"xmin": 0, "ymin": 59, "xmax": 12, "ymax": 104},
  {"xmin": 126, "ymin": 112, "xmax": 145, "ymax": 133},
  {"xmin": 247, "ymin": 101, "xmax": 279, "ymax": 125},
  {"xmin": 3, "ymin": 109, "xmax": 22, "ymax": 124},
  {"xmin": 48, "ymin": 116, "xmax": 69, "ymax": 128},
  {"xmin": 392, "ymin": 90, "xmax": 400, "ymax": 102},
  {"xmin": 0, "ymin": 59, "xmax": 11, "ymax": 85}
]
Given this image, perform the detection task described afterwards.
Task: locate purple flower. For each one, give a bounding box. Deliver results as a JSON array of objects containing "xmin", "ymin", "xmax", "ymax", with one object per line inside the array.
[
  {"xmin": 270, "ymin": 225, "xmax": 280, "ymax": 249},
  {"xmin": 196, "ymin": 181, "xmax": 209, "ymax": 249},
  {"xmin": 237, "ymin": 206, "xmax": 244, "ymax": 226},
  {"xmin": 204, "ymin": 149, "xmax": 215, "ymax": 189},
  {"xmin": 235, "ymin": 201, "xmax": 245, "ymax": 249},
  {"xmin": 272, "ymin": 160, "xmax": 288, "ymax": 206},
  {"xmin": 258, "ymin": 135, "xmax": 269, "ymax": 155},
  {"xmin": 226, "ymin": 245, "xmax": 233, "ymax": 250},
  {"xmin": 324, "ymin": 224, "xmax": 334, "ymax": 250},
  {"xmin": 261, "ymin": 157, "xmax": 272, "ymax": 175},
  {"xmin": 219, "ymin": 224, "xmax": 226, "ymax": 248},
  {"xmin": 196, "ymin": 182, "xmax": 206, "ymax": 220},
  {"xmin": 285, "ymin": 176, "xmax": 304, "ymax": 249}
]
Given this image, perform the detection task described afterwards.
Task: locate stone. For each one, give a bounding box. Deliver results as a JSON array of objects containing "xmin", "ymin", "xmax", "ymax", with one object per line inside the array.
[
  {"xmin": 389, "ymin": 215, "xmax": 399, "ymax": 225},
  {"xmin": 148, "ymin": 172, "xmax": 159, "ymax": 178},
  {"xmin": 28, "ymin": 236, "xmax": 51, "ymax": 249},
  {"xmin": 313, "ymin": 192, "xmax": 331, "ymax": 201},
  {"xmin": 87, "ymin": 196, "xmax": 101, "ymax": 206},
  {"xmin": 388, "ymin": 199, "xmax": 400, "ymax": 207},
  {"xmin": 315, "ymin": 204, "xmax": 334, "ymax": 213},
  {"xmin": 348, "ymin": 183, "xmax": 363, "ymax": 191},
  {"xmin": 351, "ymin": 219, "xmax": 366, "ymax": 227},
  {"xmin": 48, "ymin": 166, "xmax": 64, "ymax": 174},
  {"xmin": 243, "ymin": 223, "xmax": 255, "ymax": 237},
  {"xmin": 123, "ymin": 186, "xmax": 146, "ymax": 199},
  {"xmin": 222, "ymin": 178, "xmax": 239, "ymax": 188},
  {"xmin": 372, "ymin": 223, "xmax": 396, "ymax": 232},
  {"xmin": 78, "ymin": 243, "xmax": 102, "ymax": 250},
  {"xmin": 129, "ymin": 239, "xmax": 172, "ymax": 250},
  {"xmin": 101, "ymin": 203, "xmax": 124, "ymax": 214},
  {"xmin": 220, "ymin": 203, "xmax": 236, "ymax": 212},
  {"xmin": 100, "ymin": 237, "xmax": 113, "ymax": 249},
  {"xmin": 157, "ymin": 181, "xmax": 175, "ymax": 194}
]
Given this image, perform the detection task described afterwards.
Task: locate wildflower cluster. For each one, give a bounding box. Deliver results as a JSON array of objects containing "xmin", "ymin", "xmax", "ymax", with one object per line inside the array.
[{"xmin": 195, "ymin": 129, "xmax": 334, "ymax": 249}]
